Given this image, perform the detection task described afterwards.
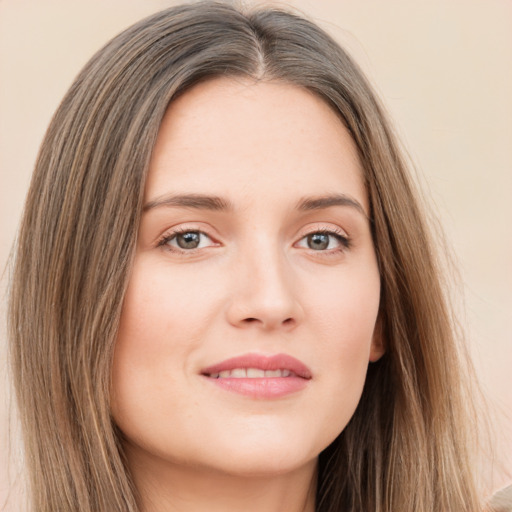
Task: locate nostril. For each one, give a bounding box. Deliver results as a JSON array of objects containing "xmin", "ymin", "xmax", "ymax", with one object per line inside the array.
[{"xmin": 241, "ymin": 317, "xmax": 295, "ymax": 327}]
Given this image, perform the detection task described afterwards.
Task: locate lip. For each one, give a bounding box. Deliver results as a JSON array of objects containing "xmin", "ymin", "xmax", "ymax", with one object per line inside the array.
[{"xmin": 201, "ymin": 353, "xmax": 312, "ymax": 399}]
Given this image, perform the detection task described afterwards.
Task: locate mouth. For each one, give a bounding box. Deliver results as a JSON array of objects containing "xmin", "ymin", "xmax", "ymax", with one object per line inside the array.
[
  {"xmin": 207, "ymin": 368, "xmax": 297, "ymax": 379},
  {"xmin": 200, "ymin": 353, "xmax": 312, "ymax": 399}
]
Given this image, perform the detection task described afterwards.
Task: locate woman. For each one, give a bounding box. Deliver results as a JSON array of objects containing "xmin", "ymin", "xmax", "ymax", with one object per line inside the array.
[{"xmin": 7, "ymin": 1, "xmax": 491, "ymax": 511}]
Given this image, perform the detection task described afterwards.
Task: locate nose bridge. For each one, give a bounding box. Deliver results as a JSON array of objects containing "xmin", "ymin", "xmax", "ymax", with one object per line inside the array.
[{"xmin": 227, "ymin": 234, "xmax": 301, "ymax": 330}]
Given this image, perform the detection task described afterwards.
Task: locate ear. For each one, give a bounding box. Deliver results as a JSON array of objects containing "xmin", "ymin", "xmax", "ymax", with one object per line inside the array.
[{"xmin": 369, "ymin": 315, "xmax": 385, "ymax": 362}]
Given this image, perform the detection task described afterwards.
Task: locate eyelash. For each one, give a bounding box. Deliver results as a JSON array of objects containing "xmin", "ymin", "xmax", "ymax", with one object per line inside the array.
[
  {"xmin": 156, "ymin": 227, "xmax": 351, "ymax": 254},
  {"xmin": 156, "ymin": 227, "xmax": 216, "ymax": 253},
  {"xmin": 301, "ymin": 228, "xmax": 352, "ymax": 252}
]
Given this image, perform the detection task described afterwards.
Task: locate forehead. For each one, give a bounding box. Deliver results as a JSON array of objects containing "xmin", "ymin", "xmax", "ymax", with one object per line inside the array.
[{"xmin": 146, "ymin": 77, "xmax": 367, "ymax": 212}]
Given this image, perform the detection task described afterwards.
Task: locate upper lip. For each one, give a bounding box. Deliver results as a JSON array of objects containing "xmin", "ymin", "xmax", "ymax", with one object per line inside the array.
[{"xmin": 201, "ymin": 353, "xmax": 312, "ymax": 379}]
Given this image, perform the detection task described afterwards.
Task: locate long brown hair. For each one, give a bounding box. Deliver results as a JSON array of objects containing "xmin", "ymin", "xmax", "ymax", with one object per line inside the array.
[{"xmin": 8, "ymin": 1, "xmax": 483, "ymax": 510}]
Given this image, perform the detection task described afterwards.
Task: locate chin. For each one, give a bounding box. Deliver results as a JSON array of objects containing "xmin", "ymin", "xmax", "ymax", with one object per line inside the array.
[
  {"xmin": 184, "ymin": 423, "xmax": 330, "ymax": 478},
  {"xmin": 200, "ymin": 447, "xmax": 318, "ymax": 478}
]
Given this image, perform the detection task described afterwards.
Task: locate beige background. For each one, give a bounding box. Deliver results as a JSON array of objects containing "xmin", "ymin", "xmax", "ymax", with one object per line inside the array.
[{"xmin": 1, "ymin": 0, "xmax": 511, "ymax": 509}]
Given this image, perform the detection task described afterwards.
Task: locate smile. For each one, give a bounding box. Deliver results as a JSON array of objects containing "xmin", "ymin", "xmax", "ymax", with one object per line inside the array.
[
  {"xmin": 201, "ymin": 353, "xmax": 312, "ymax": 399},
  {"xmin": 208, "ymin": 368, "xmax": 295, "ymax": 378}
]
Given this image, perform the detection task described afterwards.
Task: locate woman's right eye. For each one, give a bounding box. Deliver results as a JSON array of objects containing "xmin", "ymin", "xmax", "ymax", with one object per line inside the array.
[{"xmin": 160, "ymin": 230, "xmax": 215, "ymax": 251}]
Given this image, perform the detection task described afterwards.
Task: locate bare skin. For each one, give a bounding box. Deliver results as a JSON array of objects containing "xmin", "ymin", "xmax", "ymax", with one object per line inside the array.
[
  {"xmin": 128, "ymin": 448, "xmax": 317, "ymax": 512},
  {"xmin": 111, "ymin": 78, "xmax": 383, "ymax": 511}
]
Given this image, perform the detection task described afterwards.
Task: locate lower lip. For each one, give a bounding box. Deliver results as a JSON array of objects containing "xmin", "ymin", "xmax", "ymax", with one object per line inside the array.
[{"xmin": 204, "ymin": 376, "xmax": 309, "ymax": 399}]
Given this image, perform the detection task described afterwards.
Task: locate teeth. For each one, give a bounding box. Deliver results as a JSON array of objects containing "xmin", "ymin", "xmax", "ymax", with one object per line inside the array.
[
  {"xmin": 247, "ymin": 368, "xmax": 265, "ymax": 378},
  {"xmin": 209, "ymin": 368, "xmax": 293, "ymax": 379}
]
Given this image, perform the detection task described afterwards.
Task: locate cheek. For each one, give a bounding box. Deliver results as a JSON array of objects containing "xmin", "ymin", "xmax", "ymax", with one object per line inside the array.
[
  {"xmin": 308, "ymin": 260, "xmax": 380, "ymax": 353},
  {"xmin": 305, "ymin": 264, "xmax": 380, "ymax": 423},
  {"xmin": 110, "ymin": 259, "xmax": 212, "ymax": 423},
  {"xmin": 115, "ymin": 258, "xmax": 218, "ymax": 351}
]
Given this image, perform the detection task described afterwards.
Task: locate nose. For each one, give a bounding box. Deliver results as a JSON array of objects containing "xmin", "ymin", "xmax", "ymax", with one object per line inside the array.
[{"xmin": 225, "ymin": 245, "xmax": 303, "ymax": 331}]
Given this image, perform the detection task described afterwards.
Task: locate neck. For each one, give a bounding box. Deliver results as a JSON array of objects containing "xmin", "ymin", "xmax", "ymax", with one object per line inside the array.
[{"xmin": 126, "ymin": 448, "xmax": 317, "ymax": 512}]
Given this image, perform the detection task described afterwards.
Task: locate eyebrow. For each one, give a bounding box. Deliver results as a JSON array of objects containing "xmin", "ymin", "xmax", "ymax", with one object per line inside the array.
[
  {"xmin": 143, "ymin": 193, "xmax": 232, "ymax": 212},
  {"xmin": 143, "ymin": 192, "xmax": 368, "ymax": 218},
  {"xmin": 296, "ymin": 194, "xmax": 368, "ymax": 218}
]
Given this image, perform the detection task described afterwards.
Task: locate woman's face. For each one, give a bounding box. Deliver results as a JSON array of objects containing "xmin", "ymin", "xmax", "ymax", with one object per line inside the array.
[{"xmin": 111, "ymin": 78, "xmax": 383, "ymax": 478}]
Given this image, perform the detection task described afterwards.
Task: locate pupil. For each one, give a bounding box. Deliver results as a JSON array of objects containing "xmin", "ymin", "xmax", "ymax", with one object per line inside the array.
[
  {"xmin": 177, "ymin": 232, "xmax": 200, "ymax": 249},
  {"xmin": 308, "ymin": 233, "xmax": 329, "ymax": 250}
]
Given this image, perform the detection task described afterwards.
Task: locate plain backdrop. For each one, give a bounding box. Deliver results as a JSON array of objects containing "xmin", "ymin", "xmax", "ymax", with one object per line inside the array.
[{"xmin": 1, "ymin": 1, "xmax": 511, "ymax": 509}]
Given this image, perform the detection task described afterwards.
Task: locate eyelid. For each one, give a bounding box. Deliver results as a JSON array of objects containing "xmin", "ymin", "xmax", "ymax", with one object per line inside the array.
[
  {"xmin": 156, "ymin": 225, "xmax": 220, "ymax": 252},
  {"xmin": 154, "ymin": 222, "xmax": 351, "ymax": 255},
  {"xmin": 294, "ymin": 224, "xmax": 351, "ymax": 251}
]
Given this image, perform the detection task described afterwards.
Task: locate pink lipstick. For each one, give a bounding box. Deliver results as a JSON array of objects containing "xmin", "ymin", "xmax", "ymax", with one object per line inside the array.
[{"xmin": 201, "ymin": 353, "xmax": 312, "ymax": 399}]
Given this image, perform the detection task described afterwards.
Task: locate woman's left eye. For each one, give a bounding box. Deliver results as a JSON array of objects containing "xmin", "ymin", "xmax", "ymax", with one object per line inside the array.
[
  {"xmin": 296, "ymin": 231, "xmax": 350, "ymax": 251},
  {"xmin": 160, "ymin": 230, "xmax": 215, "ymax": 251}
]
